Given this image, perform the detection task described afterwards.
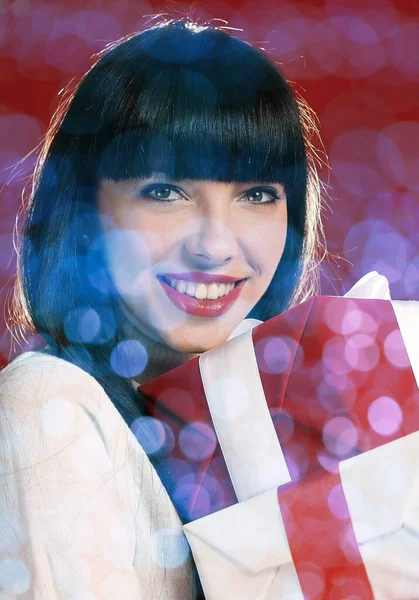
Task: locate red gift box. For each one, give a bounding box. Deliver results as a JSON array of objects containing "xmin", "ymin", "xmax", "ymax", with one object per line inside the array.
[
  {"xmin": 139, "ymin": 296, "xmax": 419, "ymax": 598},
  {"xmin": 139, "ymin": 296, "xmax": 419, "ymax": 515}
]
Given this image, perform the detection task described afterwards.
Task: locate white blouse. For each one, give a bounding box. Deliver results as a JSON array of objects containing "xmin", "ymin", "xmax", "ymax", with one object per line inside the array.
[{"xmin": 0, "ymin": 350, "xmax": 196, "ymax": 599}]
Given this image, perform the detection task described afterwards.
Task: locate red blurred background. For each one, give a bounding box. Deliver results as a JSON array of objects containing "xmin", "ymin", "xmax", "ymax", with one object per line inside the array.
[{"xmin": 1, "ymin": 0, "xmax": 418, "ymax": 365}]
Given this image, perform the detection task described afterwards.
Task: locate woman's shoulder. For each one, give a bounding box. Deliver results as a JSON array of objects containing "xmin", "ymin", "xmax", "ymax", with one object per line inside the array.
[
  {"xmin": 1, "ymin": 349, "xmax": 105, "ymax": 393},
  {"xmin": 0, "ymin": 349, "xmax": 112, "ymax": 416},
  {"xmin": 0, "ymin": 350, "xmax": 125, "ymax": 466},
  {"xmin": 0, "ymin": 350, "xmax": 196, "ymax": 598}
]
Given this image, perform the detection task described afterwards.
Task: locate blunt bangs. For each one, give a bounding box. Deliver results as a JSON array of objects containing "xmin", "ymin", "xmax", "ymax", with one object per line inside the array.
[
  {"xmin": 96, "ymin": 83, "xmax": 306, "ymax": 188},
  {"xmin": 56, "ymin": 21, "xmax": 307, "ymax": 195}
]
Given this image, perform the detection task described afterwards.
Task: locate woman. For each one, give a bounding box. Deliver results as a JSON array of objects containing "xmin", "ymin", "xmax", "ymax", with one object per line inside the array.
[{"xmin": 0, "ymin": 17, "xmax": 325, "ymax": 599}]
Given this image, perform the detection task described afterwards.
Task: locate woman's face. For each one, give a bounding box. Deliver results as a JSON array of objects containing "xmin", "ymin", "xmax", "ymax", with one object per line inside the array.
[{"xmin": 97, "ymin": 175, "xmax": 288, "ymax": 354}]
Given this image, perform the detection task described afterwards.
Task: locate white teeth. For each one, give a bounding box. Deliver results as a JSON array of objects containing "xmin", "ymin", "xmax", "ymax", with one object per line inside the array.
[
  {"xmin": 165, "ymin": 278, "xmax": 239, "ymax": 299},
  {"xmin": 176, "ymin": 280, "xmax": 186, "ymax": 294},
  {"xmin": 186, "ymin": 282, "xmax": 196, "ymax": 297},
  {"xmin": 195, "ymin": 283, "xmax": 207, "ymax": 300}
]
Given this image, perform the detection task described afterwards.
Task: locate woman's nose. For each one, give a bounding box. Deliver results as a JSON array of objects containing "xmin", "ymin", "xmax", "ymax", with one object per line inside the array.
[{"xmin": 183, "ymin": 216, "xmax": 240, "ymax": 267}]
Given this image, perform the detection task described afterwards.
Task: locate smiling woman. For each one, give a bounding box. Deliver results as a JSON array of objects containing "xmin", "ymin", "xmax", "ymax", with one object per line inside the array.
[
  {"xmin": 1, "ymin": 16, "xmax": 325, "ymax": 600},
  {"xmin": 98, "ymin": 176, "xmax": 288, "ymax": 362}
]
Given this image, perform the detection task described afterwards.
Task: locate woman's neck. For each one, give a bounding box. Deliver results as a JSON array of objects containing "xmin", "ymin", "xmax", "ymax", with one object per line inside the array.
[{"xmin": 132, "ymin": 339, "xmax": 199, "ymax": 386}]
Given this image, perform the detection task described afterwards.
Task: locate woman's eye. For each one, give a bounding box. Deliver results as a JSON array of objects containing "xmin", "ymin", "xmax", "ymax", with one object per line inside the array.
[
  {"xmin": 243, "ymin": 187, "xmax": 281, "ymax": 206},
  {"xmin": 138, "ymin": 183, "xmax": 282, "ymax": 206},
  {"xmin": 139, "ymin": 184, "xmax": 184, "ymax": 203}
]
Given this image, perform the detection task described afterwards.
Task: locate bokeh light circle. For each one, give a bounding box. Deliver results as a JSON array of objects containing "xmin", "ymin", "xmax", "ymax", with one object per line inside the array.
[
  {"xmin": 110, "ymin": 339, "xmax": 147, "ymax": 377},
  {"xmin": 344, "ymin": 334, "xmax": 379, "ymax": 372},
  {"xmin": 328, "ymin": 484, "xmax": 350, "ymax": 520},
  {"xmin": 323, "ymin": 337, "xmax": 352, "ymax": 376},
  {"xmin": 179, "ymin": 422, "xmax": 217, "ymax": 462},
  {"xmin": 377, "ymin": 122, "xmax": 419, "ymax": 191},
  {"xmin": 206, "ymin": 376, "xmax": 249, "ymax": 421},
  {"xmin": 271, "ymin": 408, "xmax": 294, "ymax": 444},
  {"xmin": 323, "ymin": 417, "xmax": 359, "ymax": 457},
  {"xmin": 64, "ymin": 307, "xmax": 101, "ymax": 344},
  {"xmin": 318, "ymin": 373, "xmax": 356, "ymax": 413},
  {"xmin": 257, "ymin": 335, "xmax": 296, "ymax": 374},
  {"xmin": 367, "ymin": 396, "xmax": 403, "ymax": 436},
  {"xmin": 130, "ymin": 416, "xmax": 168, "ymax": 455},
  {"xmin": 0, "ymin": 558, "xmax": 31, "ymax": 594},
  {"xmin": 384, "ymin": 329, "xmax": 410, "ymax": 369}
]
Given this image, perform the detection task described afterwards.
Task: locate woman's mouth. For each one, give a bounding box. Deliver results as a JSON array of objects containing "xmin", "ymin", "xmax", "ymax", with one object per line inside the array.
[
  {"xmin": 160, "ymin": 276, "xmax": 242, "ymax": 299},
  {"xmin": 157, "ymin": 276, "xmax": 247, "ymax": 318}
]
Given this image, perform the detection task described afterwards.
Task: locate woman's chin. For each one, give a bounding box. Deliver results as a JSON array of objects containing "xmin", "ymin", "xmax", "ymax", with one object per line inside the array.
[{"xmin": 163, "ymin": 327, "xmax": 232, "ymax": 356}]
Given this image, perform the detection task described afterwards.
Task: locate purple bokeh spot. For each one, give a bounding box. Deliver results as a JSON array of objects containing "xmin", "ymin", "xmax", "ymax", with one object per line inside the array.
[
  {"xmin": 179, "ymin": 422, "xmax": 217, "ymax": 462},
  {"xmin": 323, "ymin": 417, "xmax": 359, "ymax": 457},
  {"xmin": 367, "ymin": 396, "xmax": 403, "ymax": 436},
  {"xmin": 328, "ymin": 484, "xmax": 350, "ymax": 520}
]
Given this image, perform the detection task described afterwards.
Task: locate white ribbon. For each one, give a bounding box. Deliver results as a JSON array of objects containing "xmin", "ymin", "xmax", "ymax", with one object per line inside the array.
[
  {"xmin": 199, "ymin": 328, "xmax": 291, "ymax": 502},
  {"xmin": 199, "ymin": 272, "xmax": 419, "ymax": 502}
]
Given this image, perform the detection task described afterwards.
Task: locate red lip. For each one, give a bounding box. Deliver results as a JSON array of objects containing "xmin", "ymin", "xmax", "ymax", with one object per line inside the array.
[
  {"xmin": 158, "ymin": 277, "xmax": 246, "ymax": 318},
  {"xmin": 159, "ymin": 271, "xmax": 246, "ymax": 284}
]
